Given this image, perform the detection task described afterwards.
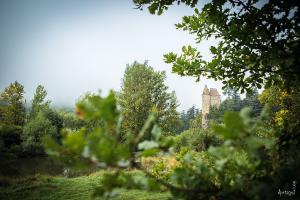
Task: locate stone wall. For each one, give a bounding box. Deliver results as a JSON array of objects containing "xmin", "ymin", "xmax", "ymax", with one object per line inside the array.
[{"xmin": 201, "ymin": 85, "xmax": 221, "ymax": 129}]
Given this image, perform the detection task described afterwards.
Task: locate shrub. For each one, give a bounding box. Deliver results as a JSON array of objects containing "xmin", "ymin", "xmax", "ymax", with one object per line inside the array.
[
  {"xmin": 173, "ymin": 128, "xmax": 221, "ymax": 152},
  {"xmin": 141, "ymin": 156, "xmax": 179, "ymax": 180},
  {"xmin": 0, "ymin": 125, "xmax": 22, "ymax": 149}
]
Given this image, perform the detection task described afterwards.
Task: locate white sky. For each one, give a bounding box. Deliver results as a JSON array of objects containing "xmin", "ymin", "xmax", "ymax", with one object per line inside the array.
[{"xmin": 0, "ymin": 0, "xmax": 224, "ymax": 111}]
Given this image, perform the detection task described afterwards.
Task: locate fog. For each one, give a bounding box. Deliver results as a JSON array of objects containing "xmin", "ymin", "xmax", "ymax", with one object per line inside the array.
[{"xmin": 0, "ymin": 0, "xmax": 223, "ymax": 111}]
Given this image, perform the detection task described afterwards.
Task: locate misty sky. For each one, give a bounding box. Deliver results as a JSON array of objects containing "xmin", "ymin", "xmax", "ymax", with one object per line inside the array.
[{"xmin": 0, "ymin": 0, "xmax": 223, "ymax": 111}]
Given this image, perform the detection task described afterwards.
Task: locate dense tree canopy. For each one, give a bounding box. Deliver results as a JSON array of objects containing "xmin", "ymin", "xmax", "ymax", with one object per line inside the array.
[
  {"xmin": 118, "ymin": 61, "xmax": 180, "ymax": 137},
  {"xmin": 0, "ymin": 81, "xmax": 26, "ymax": 126},
  {"xmin": 134, "ymin": 0, "xmax": 300, "ymax": 92},
  {"xmin": 58, "ymin": 111, "xmax": 85, "ymax": 131},
  {"xmin": 23, "ymin": 112, "xmax": 57, "ymax": 155},
  {"xmin": 242, "ymin": 89, "xmax": 263, "ymax": 115},
  {"xmin": 178, "ymin": 105, "xmax": 200, "ymax": 133},
  {"xmin": 209, "ymin": 88, "xmax": 263, "ymax": 123},
  {"xmin": 134, "ymin": 0, "xmax": 198, "ymax": 15}
]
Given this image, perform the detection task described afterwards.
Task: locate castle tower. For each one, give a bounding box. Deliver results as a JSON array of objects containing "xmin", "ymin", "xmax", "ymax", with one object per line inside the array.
[
  {"xmin": 201, "ymin": 85, "xmax": 221, "ymax": 128},
  {"xmin": 202, "ymin": 85, "xmax": 210, "ymax": 128}
]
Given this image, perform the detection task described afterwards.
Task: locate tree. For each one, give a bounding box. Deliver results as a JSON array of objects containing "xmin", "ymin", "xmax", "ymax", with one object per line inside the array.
[
  {"xmin": 209, "ymin": 97, "xmax": 236, "ymax": 123},
  {"xmin": 134, "ymin": 0, "xmax": 300, "ymax": 92},
  {"xmin": 209, "ymin": 88, "xmax": 265, "ymax": 123},
  {"xmin": 59, "ymin": 110, "xmax": 85, "ymax": 131},
  {"xmin": 22, "ymin": 112, "xmax": 57, "ymax": 155},
  {"xmin": 29, "ymin": 85, "xmax": 62, "ymax": 141},
  {"xmin": 223, "ymin": 87, "xmax": 243, "ymax": 112},
  {"xmin": 0, "ymin": 81, "xmax": 26, "ymax": 126},
  {"xmin": 30, "ymin": 85, "xmax": 50, "ymax": 119},
  {"xmin": 178, "ymin": 105, "xmax": 200, "ymax": 133},
  {"xmin": 186, "ymin": 105, "xmax": 199, "ymax": 121},
  {"xmin": 259, "ymin": 86, "xmax": 300, "ymax": 155},
  {"xmin": 242, "ymin": 88, "xmax": 263, "ymax": 116},
  {"xmin": 43, "ymin": 109, "xmax": 63, "ymax": 139},
  {"xmin": 189, "ymin": 112, "xmax": 201, "ymax": 129},
  {"xmin": 118, "ymin": 61, "xmax": 180, "ymax": 137}
]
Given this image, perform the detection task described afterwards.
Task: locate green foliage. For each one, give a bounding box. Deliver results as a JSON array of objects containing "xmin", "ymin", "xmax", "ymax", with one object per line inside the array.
[
  {"xmin": 209, "ymin": 88, "xmax": 243, "ymax": 123},
  {"xmin": 0, "ymin": 171, "xmax": 170, "ymax": 200},
  {"xmin": 136, "ymin": 0, "xmax": 300, "ymax": 92},
  {"xmin": 178, "ymin": 105, "xmax": 200, "ymax": 133},
  {"xmin": 163, "ymin": 108, "xmax": 276, "ymax": 200},
  {"xmin": 43, "ymin": 109, "xmax": 63, "ymax": 136},
  {"xmin": 30, "ymin": 85, "xmax": 50, "ymax": 119},
  {"xmin": 0, "ymin": 83, "xmax": 64, "ymax": 156},
  {"xmin": 45, "ymin": 91, "xmax": 129, "ymax": 170},
  {"xmin": 23, "ymin": 112, "xmax": 57, "ymax": 155},
  {"xmin": 173, "ymin": 128, "xmax": 221, "ymax": 152},
  {"xmin": 30, "ymin": 85, "xmax": 63, "ymax": 134},
  {"xmin": 150, "ymin": 160, "xmax": 169, "ymax": 179},
  {"xmin": 209, "ymin": 88, "xmax": 263, "ymax": 123},
  {"xmin": 242, "ymin": 89, "xmax": 264, "ymax": 117},
  {"xmin": 77, "ymin": 91, "xmax": 119, "ymax": 127},
  {"xmin": 188, "ymin": 112, "xmax": 201, "ymax": 130},
  {"xmin": 59, "ymin": 110, "xmax": 86, "ymax": 130},
  {"xmin": 44, "ymin": 90, "xmax": 287, "ymax": 199},
  {"xmin": 0, "ymin": 81, "xmax": 26, "ymax": 126},
  {"xmin": 43, "ymin": 91, "xmax": 175, "ymax": 198},
  {"xmin": 0, "ymin": 125, "xmax": 22, "ymax": 150},
  {"xmin": 259, "ymin": 86, "xmax": 300, "ymax": 184},
  {"xmin": 141, "ymin": 156, "xmax": 179, "ymax": 180},
  {"xmin": 134, "ymin": 0, "xmax": 198, "ymax": 15},
  {"xmin": 118, "ymin": 61, "xmax": 180, "ymax": 138}
]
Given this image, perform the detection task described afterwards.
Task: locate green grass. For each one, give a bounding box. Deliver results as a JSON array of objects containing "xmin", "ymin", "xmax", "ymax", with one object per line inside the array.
[{"xmin": 0, "ymin": 171, "xmax": 170, "ymax": 200}]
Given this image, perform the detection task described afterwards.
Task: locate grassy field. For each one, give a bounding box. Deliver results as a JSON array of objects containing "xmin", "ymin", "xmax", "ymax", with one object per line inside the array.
[{"xmin": 0, "ymin": 171, "xmax": 170, "ymax": 200}]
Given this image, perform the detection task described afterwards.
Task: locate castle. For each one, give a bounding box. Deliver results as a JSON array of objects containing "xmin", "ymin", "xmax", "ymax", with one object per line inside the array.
[{"xmin": 202, "ymin": 85, "xmax": 221, "ymax": 128}]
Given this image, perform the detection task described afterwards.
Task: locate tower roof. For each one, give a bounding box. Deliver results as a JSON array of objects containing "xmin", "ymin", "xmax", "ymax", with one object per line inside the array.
[{"xmin": 203, "ymin": 85, "xmax": 209, "ymax": 95}]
